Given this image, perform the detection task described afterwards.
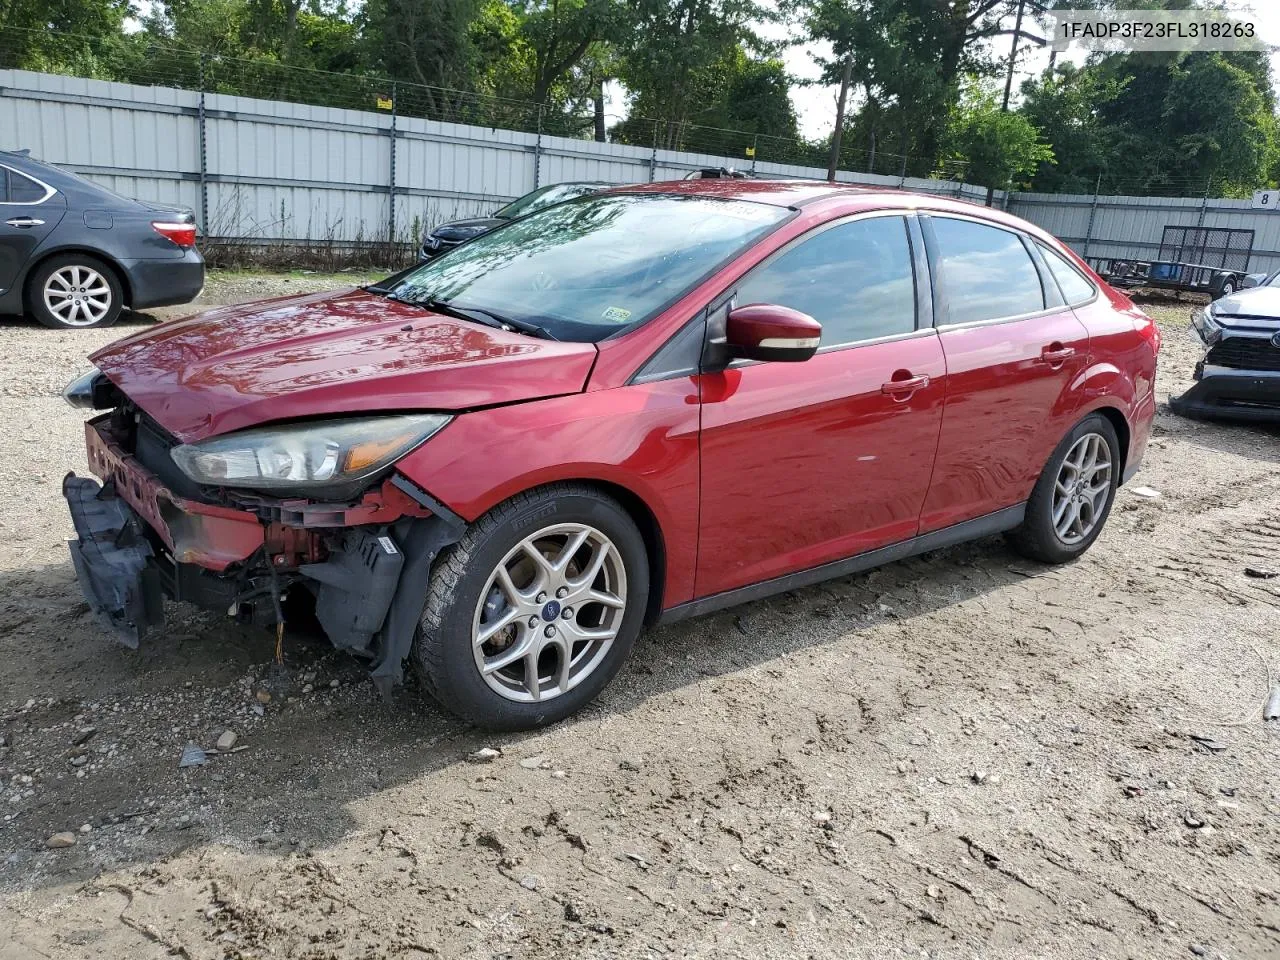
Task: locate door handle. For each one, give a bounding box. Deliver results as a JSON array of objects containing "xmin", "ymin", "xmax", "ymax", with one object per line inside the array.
[
  {"xmin": 1039, "ymin": 345, "xmax": 1075, "ymax": 364},
  {"xmin": 5, "ymin": 217, "xmax": 44, "ymax": 228},
  {"xmin": 881, "ymin": 374, "xmax": 930, "ymax": 396}
]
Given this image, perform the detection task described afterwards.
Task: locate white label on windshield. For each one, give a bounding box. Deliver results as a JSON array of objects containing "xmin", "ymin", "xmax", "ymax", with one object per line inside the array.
[{"xmin": 601, "ymin": 306, "xmax": 633, "ymax": 323}]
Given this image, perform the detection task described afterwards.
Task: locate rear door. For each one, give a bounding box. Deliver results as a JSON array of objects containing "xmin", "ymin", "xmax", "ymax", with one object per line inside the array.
[
  {"xmin": 695, "ymin": 213, "xmax": 946, "ymax": 598},
  {"xmin": 0, "ymin": 164, "xmax": 64, "ymax": 297},
  {"xmin": 918, "ymin": 214, "xmax": 1090, "ymax": 533}
]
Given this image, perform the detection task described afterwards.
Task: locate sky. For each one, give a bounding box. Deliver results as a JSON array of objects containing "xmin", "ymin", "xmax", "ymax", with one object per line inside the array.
[{"xmin": 769, "ymin": 0, "xmax": 1280, "ymax": 141}]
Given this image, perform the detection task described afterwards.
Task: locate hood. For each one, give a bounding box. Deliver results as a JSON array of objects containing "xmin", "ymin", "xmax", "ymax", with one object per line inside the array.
[
  {"xmin": 430, "ymin": 217, "xmax": 505, "ymax": 241},
  {"xmin": 91, "ymin": 289, "xmax": 597, "ymax": 443},
  {"xmin": 1212, "ymin": 287, "xmax": 1280, "ymax": 330}
]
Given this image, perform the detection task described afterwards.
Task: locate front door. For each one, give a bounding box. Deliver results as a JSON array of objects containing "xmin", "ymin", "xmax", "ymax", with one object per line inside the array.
[
  {"xmin": 918, "ymin": 214, "xmax": 1091, "ymax": 532},
  {"xmin": 695, "ymin": 213, "xmax": 946, "ymax": 598}
]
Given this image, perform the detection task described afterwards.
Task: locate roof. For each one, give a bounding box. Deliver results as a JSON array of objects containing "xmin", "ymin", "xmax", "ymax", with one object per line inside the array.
[
  {"xmin": 611, "ymin": 177, "xmax": 1063, "ymax": 245},
  {"xmin": 611, "ymin": 177, "xmax": 874, "ymax": 208}
]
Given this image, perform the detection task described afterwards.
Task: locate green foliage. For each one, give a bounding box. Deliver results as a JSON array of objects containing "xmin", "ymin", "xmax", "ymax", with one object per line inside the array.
[
  {"xmin": 943, "ymin": 82, "xmax": 1054, "ymax": 190},
  {"xmin": 4, "ymin": 0, "xmax": 1279, "ymax": 196}
]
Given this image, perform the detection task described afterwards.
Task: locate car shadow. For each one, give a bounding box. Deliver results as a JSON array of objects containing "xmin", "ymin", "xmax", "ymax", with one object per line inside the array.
[
  {"xmin": 1154, "ymin": 399, "xmax": 1280, "ymax": 464},
  {"xmin": 0, "ymin": 535, "xmax": 1043, "ymax": 891}
]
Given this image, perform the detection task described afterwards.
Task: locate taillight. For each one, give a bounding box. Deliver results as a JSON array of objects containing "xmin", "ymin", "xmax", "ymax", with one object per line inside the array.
[
  {"xmin": 152, "ymin": 221, "xmax": 197, "ymax": 248},
  {"xmin": 1136, "ymin": 309, "xmax": 1162, "ymax": 354}
]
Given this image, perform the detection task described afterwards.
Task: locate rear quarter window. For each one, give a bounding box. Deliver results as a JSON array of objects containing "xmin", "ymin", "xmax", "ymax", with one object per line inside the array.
[
  {"xmin": 930, "ymin": 216, "xmax": 1045, "ymax": 325},
  {"xmin": 1038, "ymin": 243, "xmax": 1096, "ymax": 305}
]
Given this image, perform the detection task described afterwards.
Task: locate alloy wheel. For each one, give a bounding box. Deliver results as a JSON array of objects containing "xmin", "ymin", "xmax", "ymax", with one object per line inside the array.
[
  {"xmin": 471, "ymin": 522, "xmax": 627, "ymax": 703},
  {"xmin": 43, "ymin": 265, "xmax": 113, "ymax": 327},
  {"xmin": 1052, "ymin": 432, "xmax": 1113, "ymax": 545}
]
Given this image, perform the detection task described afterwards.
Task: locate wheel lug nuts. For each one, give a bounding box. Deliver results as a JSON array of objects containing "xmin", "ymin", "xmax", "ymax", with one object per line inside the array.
[
  {"xmin": 544, "ymin": 625, "xmax": 556, "ymax": 638},
  {"xmin": 536, "ymin": 592, "xmax": 547, "ymax": 603},
  {"xmin": 528, "ymin": 616, "xmax": 540, "ymax": 628},
  {"xmin": 556, "ymin": 587, "xmax": 568, "ymax": 599},
  {"xmin": 561, "ymin": 607, "xmax": 573, "ymax": 619}
]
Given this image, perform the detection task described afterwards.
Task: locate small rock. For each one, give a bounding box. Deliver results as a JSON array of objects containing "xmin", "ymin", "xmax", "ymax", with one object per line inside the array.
[
  {"xmin": 179, "ymin": 744, "xmax": 208, "ymax": 768},
  {"xmin": 255, "ymin": 689, "xmax": 272, "ymax": 704},
  {"xmin": 71, "ymin": 727, "xmax": 97, "ymax": 746},
  {"xmin": 1264, "ymin": 687, "xmax": 1280, "ymax": 721},
  {"xmin": 1131, "ymin": 486, "xmax": 1161, "ymax": 499},
  {"xmin": 79, "ymin": 823, "xmax": 91, "ymax": 834},
  {"xmin": 302, "ymin": 683, "xmax": 314, "ymax": 694},
  {"xmin": 1189, "ymin": 946, "xmax": 1207, "ymax": 957},
  {"xmin": 551, "ymin": 770, "xmax": 567, "ymax": 779},
  {"xmin": 519, "ymin": 874, "xmax": 539, "ymax": 891},
  {"xmin": 926, "ymin": 884, "xmax": 942, "ymax": 900},
  {"xmin": 45, "ymin": 832, "xmax": 77, "ymax": 849},
  {"xmin": 468, "ymin": 747, "xmax": 501, "ymax": 763},
  {"xmin": 69, "ymin": 754, "xmax": 88, "ymax": 767},
  {"xmin": 329, "ymin": 679, "xmax": 340, "ymax": 689},
  {"xmin": 618, "ymin": 757, "xmax": 644, "ymax": 772},
  {"xmin": 812, "ymin": 810, "xmax": 832, "ymax": 825},
  {"xmin": 1245, "ymin": 567, "xmax": 1278, "ymax": 579},
  {"xmin": 1183, "ymin": 811, "xmax": 1206, "ymax": 829},
  {"xmin": 215, "ymin": 730, "xmax": 238, "ymax": 752},
  {"xmin": 971, "ymin": 770, "xmax": 988, "ymax": 785},
  {"xmin": 251, "ymin": 703, "xmax": 265, "ymax": 717},
  {"xmin": 519, "ymin": 755, "xmax": 548, "ymax": 770}
]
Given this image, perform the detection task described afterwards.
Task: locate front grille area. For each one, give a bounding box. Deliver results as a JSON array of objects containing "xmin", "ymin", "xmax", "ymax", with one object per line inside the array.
[{"xmin": 1205, "ymin": 336, "xmax": 1280, "ymax": 372}]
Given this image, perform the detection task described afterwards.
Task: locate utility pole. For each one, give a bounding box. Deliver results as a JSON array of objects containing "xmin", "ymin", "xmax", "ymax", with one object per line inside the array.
[{"xmin": 827, "ymin": 54, "xmax": 853, "ymax": 183}]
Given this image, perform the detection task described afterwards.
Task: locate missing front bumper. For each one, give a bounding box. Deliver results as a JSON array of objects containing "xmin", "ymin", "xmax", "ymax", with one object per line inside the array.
[
  {"xmin": 1170, "ymin": 370, "xmax": 1280, "ymax": 422},
  {"xmin": 63, "ymin": 473, "xmax": 163, "ymax": 648}
]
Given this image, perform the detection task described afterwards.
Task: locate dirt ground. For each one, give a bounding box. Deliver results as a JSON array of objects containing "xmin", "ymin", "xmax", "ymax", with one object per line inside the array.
[{"xmin": 2, "ymin": 273, "xmax": 1279, "ymax": 960}]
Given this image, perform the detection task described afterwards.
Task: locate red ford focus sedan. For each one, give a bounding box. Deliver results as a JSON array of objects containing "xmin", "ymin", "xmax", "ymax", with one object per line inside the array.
[{"xmin": 63, "ymin": 180, "xmax": 1159, "ymax": 730}]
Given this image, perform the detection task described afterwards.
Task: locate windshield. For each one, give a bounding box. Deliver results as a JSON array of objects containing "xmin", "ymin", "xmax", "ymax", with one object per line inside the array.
[
  {"xmin": 494, "ymin": 182, "xmax": 601, "ymax": 220},
  {"xmin": 387, "ymin": 193, "xmax": 788, "ymax": 342}
]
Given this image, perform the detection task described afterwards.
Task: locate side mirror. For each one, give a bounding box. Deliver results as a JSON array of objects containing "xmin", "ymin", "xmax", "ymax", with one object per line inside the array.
[
  {"xmin": 1242, "ymin": 273, "xmax": 1265, "ymax": 289},
  {"xmin": 725, "ymin": 303, "xmax": 821, "ymax": 363}
]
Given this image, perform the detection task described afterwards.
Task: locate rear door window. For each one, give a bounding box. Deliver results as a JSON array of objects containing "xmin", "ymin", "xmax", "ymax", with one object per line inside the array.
[
  {"xmin": 929, "ymin": 217, "xmax": 1045, "ymax": 325},
  {"xmin": 0, "ymin": 168, "xmax": 47, "ymax": 204},
  {"xmin": 1038, "ymin": 243, "xmax": 1096, "ymax": 305},
  {"xmin": 10, "ymin": 172, "xmax": 46, "ymax": 203},
  {"xmin": 733, "ymin": 215, "xmax": 916, "ymax": 347}
]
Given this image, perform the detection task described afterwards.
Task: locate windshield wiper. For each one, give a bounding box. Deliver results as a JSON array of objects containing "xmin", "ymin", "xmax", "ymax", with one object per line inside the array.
[{"xmin": 391, "ymin": 293, "xmax": 558, "ymax": 341}]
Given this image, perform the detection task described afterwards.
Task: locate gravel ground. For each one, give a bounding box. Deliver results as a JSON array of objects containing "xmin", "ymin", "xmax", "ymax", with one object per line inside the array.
[{"xmin": 2, "ymin": 279, "xmax": 1280, "ymax": 959}]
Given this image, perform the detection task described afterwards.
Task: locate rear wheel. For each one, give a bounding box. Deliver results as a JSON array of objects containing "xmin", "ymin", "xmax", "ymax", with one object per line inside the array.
[
  {"xmin": 411, "ymin": 484, "xmax": 649, "ymax": 730},
  {"xmin": 28, "ymin": 254, "xmax": 123, "ymax": 329},
  {"xmin": 1007, "ymin": 413, "xmax": 1120, "ymax": 564}
]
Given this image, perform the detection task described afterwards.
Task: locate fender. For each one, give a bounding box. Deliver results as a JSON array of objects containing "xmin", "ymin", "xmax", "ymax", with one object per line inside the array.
[{"xmin": 395, "ymin": 379, "xmax": 702, "ymax": 608}]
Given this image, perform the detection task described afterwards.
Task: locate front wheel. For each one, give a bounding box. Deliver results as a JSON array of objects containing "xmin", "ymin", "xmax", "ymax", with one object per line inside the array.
[
  {"xmin": 1007, "ymin": 413, "xmax": 1121, "ymax": 564},
  {"xmin": 412, "ymin": 484, "xmax": 649, "ymax": 731}
]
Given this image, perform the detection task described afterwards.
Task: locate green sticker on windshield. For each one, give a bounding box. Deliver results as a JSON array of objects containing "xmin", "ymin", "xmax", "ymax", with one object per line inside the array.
[{"xmin": 601, "ymin": 306, "xmax": 633, "ymax": 323}]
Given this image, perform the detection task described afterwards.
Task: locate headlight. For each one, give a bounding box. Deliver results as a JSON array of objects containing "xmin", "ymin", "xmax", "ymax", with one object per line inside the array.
[
  {"xmin": 63, "ymin": 368, "xmax": 115, "ymax": 410},
  {"xmin": 170, "ymin": 414, "xmax": 451, "ymax": 497},
  {"xmin": 1190, "ymin": 306, "xmax": 1222, "ymax": 346}
]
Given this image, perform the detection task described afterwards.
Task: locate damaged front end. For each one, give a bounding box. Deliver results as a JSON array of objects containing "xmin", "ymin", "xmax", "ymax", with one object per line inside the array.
[
  {"xmin": 1170, "ymin": 305, "xmax": 1280, "ymax": 422},
  {"xmin": 63, "ymin": 409, "xmax": 464, "ymax": 693}
]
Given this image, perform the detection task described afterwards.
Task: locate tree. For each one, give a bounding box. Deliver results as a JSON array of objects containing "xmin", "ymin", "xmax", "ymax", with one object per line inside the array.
[
  {"xmin": 1018, "ymin": 63, "xmax": 1124, "ymax": 193},
  {"xmin": 515, "ymin": 0, "xmax": 624, "ymax": 105},
  {"xmin": 1164, "ymin": 53, "xmax": 1276, "ymax": 195},
  {"xmin": 617, "ymin": 0, "xmax": 772, "ymax": 149},
  {"xmin": 942, "ymin": 82, "xmax": 1054, "ymax": 190},
  {"xmin": 0, "ymin": 0, "xmax": 130, "ymax": 71}
]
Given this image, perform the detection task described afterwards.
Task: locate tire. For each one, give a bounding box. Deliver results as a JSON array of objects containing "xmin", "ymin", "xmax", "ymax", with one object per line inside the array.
[
  {"xmin": 1215, "ymin": 280, "xmax": 1235, "ymax": 300},
  {"xmin": 27, "ymin": 254, "xmax": 124, "ymax": 330},
  {"xmin": 1006, "ymin": 413, "xmax": 1121, "ymax": 565},
  {"xmin": 411, "ymin": 483, "xmax": 650, "ymax": 731}
]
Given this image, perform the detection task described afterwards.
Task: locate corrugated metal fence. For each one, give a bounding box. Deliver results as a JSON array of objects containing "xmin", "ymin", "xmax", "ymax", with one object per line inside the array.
[
  {"xmin": 1006, "ymin": 192, "xmax": 1280, "ymax": 276},
  {"xmin": 6, "ymin": 68, "xmax": 1280, "ymax": 275},
  {"xmin": 0, "ymin": 69, "xmax": 994, "ymax": 247}
]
